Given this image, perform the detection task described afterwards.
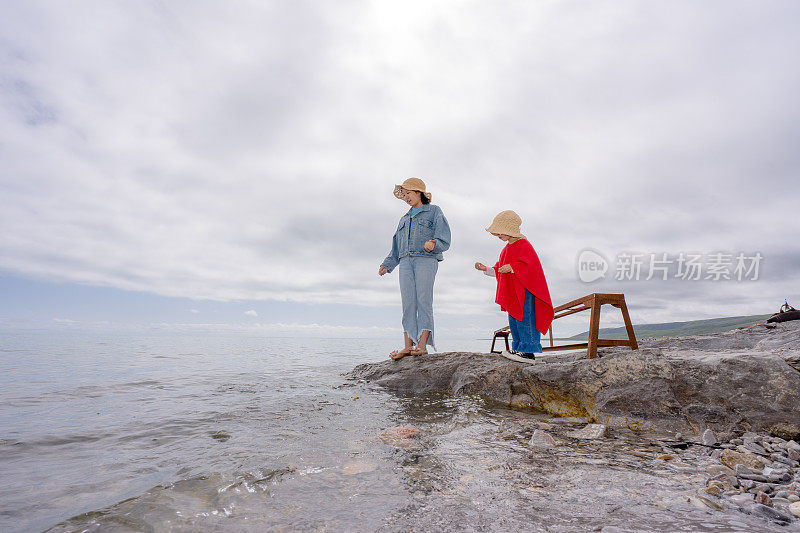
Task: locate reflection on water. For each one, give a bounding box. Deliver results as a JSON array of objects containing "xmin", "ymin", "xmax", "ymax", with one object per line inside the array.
[{"xmin": 0, "ymin": 332, "xmax": 791, "ymax": 531}]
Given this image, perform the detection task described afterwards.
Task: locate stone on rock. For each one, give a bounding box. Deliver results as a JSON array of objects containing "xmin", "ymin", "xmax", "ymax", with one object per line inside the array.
[
  {"xmin": 755, "ymin": 491, "xmax": 772, "ymax": 506},
  {"xmin": 788, "ymin": 494, "xmax": 800, "ymax": 503},
  {"xmin": 341, "ymin": 461, "xmax": 378, "ymax": 475},
  {"xmin": 734, "ymin": 464, "xmax": 754, "ymax": 476},
  {"xmin": 566, "ymin": 423, "xmax": 607, "ymax": 440},
  {"xmin": 789, "ymin": 501, "xmax": 800, "ymax": 518},
  {"xmin": 529, "ymin": 429, "xmax": 558, "ymax": 449},
  {"xmin": 705, "ymin": 464, "xmax": 735, "ymax": 476},
  {"xmin": 720, "ymin": 449, "xmax": 766, "ymax": 470},
  {"xmin": 731, "ymin": 493, "xmax": 754, "ymax": 506},
  {"xmin": 702, "ymin": 428, "xmax": 718, "ymax": 446},
  {"xmin": 743, "ymin": 442, "xmax": 770, "ymax": 457},
  {"xmin": 770, "ymin": 423, "xmax": 800, "ymax": 442},
  {"xmin": 739, "ymin": 479, "xmax": 755, "ymax": 490}
]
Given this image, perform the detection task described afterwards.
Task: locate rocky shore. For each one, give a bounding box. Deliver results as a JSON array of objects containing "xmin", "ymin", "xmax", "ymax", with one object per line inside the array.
[
  {"xmin": 349, "ymin": 321, "xmax": 800, "ymax": 437},
  {"xmin": 348, "ymin": 320, "xmax": 800, "ymax": 528}
]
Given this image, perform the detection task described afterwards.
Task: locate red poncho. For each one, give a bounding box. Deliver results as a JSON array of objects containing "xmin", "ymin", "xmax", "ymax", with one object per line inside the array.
[{"xmin": 493, "ymin": 238, "xmax": 554, "ymax": 334}]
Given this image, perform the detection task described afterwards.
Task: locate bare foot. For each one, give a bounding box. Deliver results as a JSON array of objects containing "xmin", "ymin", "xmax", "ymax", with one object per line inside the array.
[
  {"xmin": 389, "ymin": 346, "xmax": 413, "ymax": 360},
  {"xmin": 410, "ymin": 347, "xmax": 428, "ymax": 356}
]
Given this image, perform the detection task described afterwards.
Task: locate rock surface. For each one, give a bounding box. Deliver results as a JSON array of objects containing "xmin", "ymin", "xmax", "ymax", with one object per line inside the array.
[{"xmin": 348, "ymin": 321, "xmax": 800, "ymax": 434}]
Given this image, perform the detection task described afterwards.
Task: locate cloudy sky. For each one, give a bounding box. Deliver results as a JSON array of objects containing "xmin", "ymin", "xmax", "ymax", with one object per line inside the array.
[{"xmin": 1, "ymin": 1, "xmax": 799, "ymax": 340}]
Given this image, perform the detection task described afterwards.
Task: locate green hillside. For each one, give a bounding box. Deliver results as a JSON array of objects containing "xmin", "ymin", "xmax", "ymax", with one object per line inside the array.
[{"xmin": 567, "ymin": 314, "xmax": 772, "ymax": 341}]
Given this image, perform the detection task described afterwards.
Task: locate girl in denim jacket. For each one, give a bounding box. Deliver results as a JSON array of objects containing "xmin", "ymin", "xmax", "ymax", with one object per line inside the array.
[{"xmin": 379, "ymin": 178, "xmax": 451, "ymax": 359}]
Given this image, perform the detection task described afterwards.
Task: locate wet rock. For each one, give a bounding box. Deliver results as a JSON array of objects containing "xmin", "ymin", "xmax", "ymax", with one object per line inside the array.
[
  {"xmin": 529, "ymin": 429, "xmax": 558, "ymax": 449},
  {"xmin": 720, "ymin": 449, "xmax": 766, "ymax": 470},
  {"xmin": 378, "ymin": 426, "xmax": 420, "ymax": 449},
  {"xmin": 702, "ymin": 429, "xmax": 718, "ymax": 446},
  {"xmin": 566, "ymin": 423, "xmax": 607, "ymax": 440},
  {"xmin": 341, "ymin": 461, "xmax": 378, "ymax": 475}
]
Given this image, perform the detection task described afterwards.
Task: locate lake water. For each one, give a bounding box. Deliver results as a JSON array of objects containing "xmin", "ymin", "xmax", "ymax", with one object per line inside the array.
[{"xmin": 0, "ymin": 331, "xmax": 789, "ymax": 532}]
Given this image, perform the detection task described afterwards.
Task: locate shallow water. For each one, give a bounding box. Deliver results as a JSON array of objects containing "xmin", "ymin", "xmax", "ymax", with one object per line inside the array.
[{"xmin": 0, "ymin": 332, "xmax": 792, "ymax": 531}]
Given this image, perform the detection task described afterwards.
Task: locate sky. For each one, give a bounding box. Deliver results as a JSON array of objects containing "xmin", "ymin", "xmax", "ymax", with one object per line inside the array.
[{"xmin": 1, "ymin": 1, "xmax": 799, "ymax": 339}]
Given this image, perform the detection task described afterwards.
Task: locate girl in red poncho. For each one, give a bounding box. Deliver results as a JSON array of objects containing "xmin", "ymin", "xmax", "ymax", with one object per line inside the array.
[{"xmin": 475, "ymin": 210, "xmax": 554, "ymax": 363}]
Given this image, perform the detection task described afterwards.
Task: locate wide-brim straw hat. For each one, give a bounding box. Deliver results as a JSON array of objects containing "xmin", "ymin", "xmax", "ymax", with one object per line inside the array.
[
  {"xmin": 486, "ymin": 210, "xmax": 525, "ymax": 239},
  {"xmin": 394, "ymin": 177, "xmax": 432, "ymax": 201}
]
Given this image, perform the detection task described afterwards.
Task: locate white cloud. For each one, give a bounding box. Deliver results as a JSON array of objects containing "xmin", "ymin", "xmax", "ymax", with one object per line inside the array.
[
  {"xmin": 1, "ymin": 1, "xmax": 799, "ymax": 327},
  {"xmin": 190, "ymin": 309, "xmax": 199, "ymax": 314},
  {"xmin": 244, "ymin": 310, "xmax": 258, "ymax": 317}
]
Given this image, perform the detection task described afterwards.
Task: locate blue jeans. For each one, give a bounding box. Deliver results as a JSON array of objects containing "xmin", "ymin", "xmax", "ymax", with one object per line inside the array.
[
  {"xmin": 508, "ymin": 290, "xmax": 542, "ymax": 353},
  {"xmin": 398, "ymin": 256, "xmax": 438, "ymax": 349}
]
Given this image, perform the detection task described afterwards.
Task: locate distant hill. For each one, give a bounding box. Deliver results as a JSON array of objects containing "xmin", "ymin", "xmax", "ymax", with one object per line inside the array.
[{"xmin": 567, "ymin": 314, "xmax": 772, "ymax": 341}]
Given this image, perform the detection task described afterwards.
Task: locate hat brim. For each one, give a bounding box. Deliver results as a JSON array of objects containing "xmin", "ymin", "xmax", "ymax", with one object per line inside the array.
[
  {"xmin": 485, "ymin": 225, "xmax": 525, "ymax": 239},
  {"xmin": 394, "ymin": 184, "xmax": 432, "ymax": 201}
]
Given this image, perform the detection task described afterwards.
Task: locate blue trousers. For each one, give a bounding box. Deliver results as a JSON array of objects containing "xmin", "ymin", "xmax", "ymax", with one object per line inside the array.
[
  {"xmin": 508, "ymin": 290, "xmax": 542, "ymax": 353},
  {"xmin": 398, "ymin": 256, "xmax": 438, "ymax": 349}
]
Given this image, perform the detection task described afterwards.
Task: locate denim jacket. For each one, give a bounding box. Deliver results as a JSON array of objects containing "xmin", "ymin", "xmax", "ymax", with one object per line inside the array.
[{"xmin": 381, "ymin": 204, "xmax": 451, "ymax": 273}]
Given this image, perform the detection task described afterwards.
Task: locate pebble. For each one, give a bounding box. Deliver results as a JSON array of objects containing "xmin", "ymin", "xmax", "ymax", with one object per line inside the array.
[
  {"xmin": 755, "ymin": 491, "xmax": 772, "ymax": 506},
  {"xmin": 566, "ymin": 424, "xmax": 607, "ymax": 440},
  {"xmin": 734, "ymin": 464, "xmax": 754, "ymax": 476},
  {"xmin": 789, "ymin": 494, "xmax": 800, "ymax": 503},
  {"xmin": 529, "ymin": 429, "xmax": 558, "ymax": 449},
  {"xmin": 790, "ymin": 501, "xmax": 800, "ymax": 518},
  {"xmin": 740, "ymin": 478, "xmax": 755, "ymax": 490},
  {"xmin": 742, "ymin": 442, "xmax": 770, "ymax": 457},
  {"xmin": 749, "ymin": 503, "xmax": 794, "ymax": 524},
  {"xmin": 705, "ymin": 464, "xmax": 734, "ymax": 476},
  {"xmin": 730, "ymin": 493, "xmax": 754, "ymax": 506},
  {"xmin": 771, "ymin": 453, "xmax": 795, "ymax": 467},
  {"xmin": 720, "ymin": 449, "xmax": 766, "ymax": 470},
  {"xmin": 692, "ymin": 490, "xmax": 724, "ymax": 510},
  {"xmin": 702, "ymin": 429, "xmax": 718, "ymax": 446}
]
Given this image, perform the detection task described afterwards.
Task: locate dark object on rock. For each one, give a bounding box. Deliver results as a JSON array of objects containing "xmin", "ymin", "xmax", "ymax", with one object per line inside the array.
[
  {"xmin": 769, "ymin": 423, "xmax": 800, "ymax": 442},
  {"xmin": 767, "ymin": 300, "xmax": 800, "ymax": 323}
]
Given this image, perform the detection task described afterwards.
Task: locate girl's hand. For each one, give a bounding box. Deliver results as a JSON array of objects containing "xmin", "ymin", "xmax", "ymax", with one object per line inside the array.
[
  {"xmin": 474, "ymin": 262, "xmax": 487, "ymax": 271},
  {"xmin": 498, "ymin": 264, "xmax": 513, "ymax": 274},
  {"xmin": 378, "ymin": 266, "xmax": 388, "ymax": 276},
  {"xmin": 424, "ymin": 239, "xmax": 436, "ymax": 252}
]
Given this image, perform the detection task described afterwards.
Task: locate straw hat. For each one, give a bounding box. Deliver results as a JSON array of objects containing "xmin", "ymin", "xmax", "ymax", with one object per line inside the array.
[
  {"xmin": 486, "ymin": 210, "xmax": 525, "ymax": 238},
  {"xmin": 394, "ymin": 177, "xmax": 432, "ymax": 201}
]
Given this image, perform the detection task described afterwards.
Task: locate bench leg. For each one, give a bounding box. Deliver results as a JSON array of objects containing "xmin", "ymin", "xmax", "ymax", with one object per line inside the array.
[
  {"xmin": 620, "ymin": 299, "xmax": 638, "ymax": 350},
  {"xmin": 587, "ymin": 296, "xmax": 601, "ymax": 359}
]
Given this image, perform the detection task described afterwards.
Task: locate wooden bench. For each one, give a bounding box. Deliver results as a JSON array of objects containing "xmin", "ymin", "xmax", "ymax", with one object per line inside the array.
[{"xmin": 490, "ymin": 293, "xmax": 638, "ymax": 359}]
